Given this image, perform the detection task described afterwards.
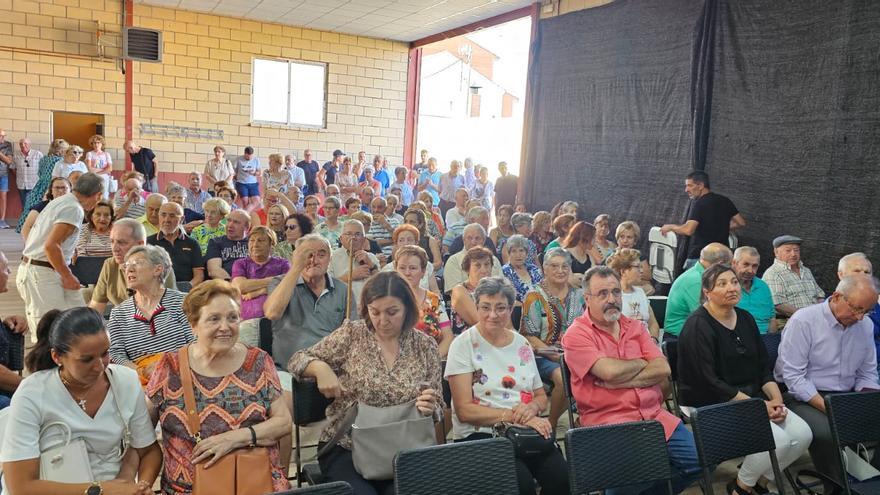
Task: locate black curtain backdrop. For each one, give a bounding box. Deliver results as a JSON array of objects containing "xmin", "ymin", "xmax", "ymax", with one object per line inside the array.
[
  {"xmin": 521, "ymin": 0, "xmax": 707, "ymax": 260},
  {"xmin": 706, "ymin": 0, "xmax": 880, "ymax": 289},
  {"xmin": 523, "ymin": 0, "xmax": 880, "ymax": 289}
]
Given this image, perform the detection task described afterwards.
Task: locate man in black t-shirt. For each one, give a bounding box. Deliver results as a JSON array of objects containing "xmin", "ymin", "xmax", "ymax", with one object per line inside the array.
[
  {"xmin": 123, "ymin": 141, "xmax": 159, "ymax": 192},
  {"xmin": 494, "ymin": 160, "xmax": 518, "ymax": 212},
  {"xmin": 320, "ymin": 149, "xmax": 344, "ymax": 187},
  {"xmin": 296, "ymin": 149, "xmax": 321, "ymax": 195},
  {"xmin": 660, "ymin": 171, "xmax": 746, "ymax": 269}
]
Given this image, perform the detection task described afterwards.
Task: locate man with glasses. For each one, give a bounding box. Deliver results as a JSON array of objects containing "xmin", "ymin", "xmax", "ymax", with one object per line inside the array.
[
  {"xmin": 762, "ymin": 235, "xmax": 825, "ymax": 319},
  {"xmin": 329, "ymin": 219, "xmax": 379, "ymax": 311},
  {"xmin": 664, "ymin": 242, "xmax": 733, "ymax": 338},
  {"xmin": 836, "ymin": 252, "xmax": 880, "ymax": 376},
  {"xmin": 10, "ymin": 137, "xmax": 43, "ymax": 229},
  {"xmin": 562, "ymin": 266, "xmax": 703, "ymax": 494},
  {"xmin": 775, "ymin": 274, "xmax": 879, "ymax": 487}
]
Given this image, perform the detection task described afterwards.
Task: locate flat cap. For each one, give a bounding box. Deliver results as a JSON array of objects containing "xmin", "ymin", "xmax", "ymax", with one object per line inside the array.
[{"xmin": 773, "ymin": 235, "xmax": 803, "ymax": 248}]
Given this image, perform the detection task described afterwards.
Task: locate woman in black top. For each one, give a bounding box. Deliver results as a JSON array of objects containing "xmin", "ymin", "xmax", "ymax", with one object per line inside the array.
[{"xmin": 678, "ymin": 264, "xmax": 812, "ymax": 495}]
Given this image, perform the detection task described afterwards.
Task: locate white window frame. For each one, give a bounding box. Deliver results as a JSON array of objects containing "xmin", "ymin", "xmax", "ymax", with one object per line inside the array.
[{"xmin": 250, "ymin": 57, "xmax": 328, "ymax": 129}]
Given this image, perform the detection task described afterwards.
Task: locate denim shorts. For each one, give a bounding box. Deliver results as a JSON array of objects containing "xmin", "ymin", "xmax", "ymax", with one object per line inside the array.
[
  {"xmin": 0, "ymin": 175, "xmax": 8, "ymax": 192},
  {"xmin": 235, "ymin": 181, "xmax": 260, "ymax": 198},
  {"xmin": 535, "ymin": 356, "xmax": 561, "ymax": 381}
]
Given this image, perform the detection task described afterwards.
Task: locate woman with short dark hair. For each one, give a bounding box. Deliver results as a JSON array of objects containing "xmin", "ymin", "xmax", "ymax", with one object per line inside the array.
[{"xmin": 289, "ymin": 271, "xmax": 443, "ymax": 494}]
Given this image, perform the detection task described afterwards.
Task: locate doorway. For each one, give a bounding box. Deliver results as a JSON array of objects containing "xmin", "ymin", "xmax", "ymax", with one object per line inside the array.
[{"xmin": 52, "ymin": 111, "xmax": 104, "ymax": 151}]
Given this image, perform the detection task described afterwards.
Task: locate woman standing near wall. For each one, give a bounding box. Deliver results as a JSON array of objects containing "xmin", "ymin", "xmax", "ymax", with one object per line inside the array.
[{"xmin": 16, "ymin": 138, "xmax": 69, "ymax": 233}]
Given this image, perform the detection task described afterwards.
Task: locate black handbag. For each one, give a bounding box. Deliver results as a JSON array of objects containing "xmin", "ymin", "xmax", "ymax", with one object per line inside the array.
[{"xmin": 496, "ymin": 424, "xmax": 556, "ymax": 458}]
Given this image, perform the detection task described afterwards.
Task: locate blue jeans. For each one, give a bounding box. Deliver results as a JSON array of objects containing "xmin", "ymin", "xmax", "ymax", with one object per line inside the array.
[{"xmin": 606, "ymin": 422, "xmax": 704, "ymax": 495}]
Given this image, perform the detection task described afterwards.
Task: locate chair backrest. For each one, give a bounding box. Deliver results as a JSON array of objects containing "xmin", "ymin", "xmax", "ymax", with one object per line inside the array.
[
  {"xmin": 760, "ymin": 332, "xmax": 782, "ymax": 371},
  {"xmin": 649, "ymin": 296, "xmax": 668, "ymax": 329},
  {"xmin": 0, "ymin": 322, "xmax": 24, "ymax": 372},
  {"xmin": 291, "ymin": 375, "xmax": 333, "ymax": 425},
  {"xmin": 559, "ymin": 354, "xmax": 577, "ymax": 428},
  {"xmin": 565, "ymin": 421, "xmax": 672, "ymax": 493},
  {"xmin": 276, "ymin": 481, "xmax": 353, "ymax": 494},
  {"xmin": 70, "ymin": 256, "xmax": 109, "ymax": 286},
  {"xmin": 393, "ymin": 438, "xmax": 519, "ymax": 495},
  {"xmin": 649, "ymin": 227, "xmax": 678, "ymax": 285},
  {"xmin": 825, "ymin": 391, "xmax": 880, "ymax": 447},
  {"xmin": 661, "ymin": 339, "xmax": 678, "ymax": 381},
  {"xmin": 690, "ymin": 398, "xmax": 776, "ymax": 465}
]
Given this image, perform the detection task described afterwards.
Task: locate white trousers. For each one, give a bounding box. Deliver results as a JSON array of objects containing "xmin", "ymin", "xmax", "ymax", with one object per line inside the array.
[
  {"xmin": 738, "ymin": 410, "xmax": 813, "ymax": 486},
  {"xmin": 15, "ymin": 263, "xmax": 86, "ymax": 340}
]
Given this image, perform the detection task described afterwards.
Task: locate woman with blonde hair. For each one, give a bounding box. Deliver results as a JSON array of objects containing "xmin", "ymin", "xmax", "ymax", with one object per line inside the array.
[
  {"xmin": 191, "ymin": 197, "xmax": 229, "ymax": 255},
  {"xmin": 615, "ymin": 220, "xmax": 655, "ymax": 296},
  {"xmin": 85, "ymin": 134, "xmax": 113, "ymax": 200},
  {"xmin": 16, "ymin": 138, "xmax": 69, "ymax": 233},
  {"xmin": 52, "ymin": 145, "xmax": 88, "ymax": 178},
  {"xmin": 262, "ymin": 153, "xmax": 294, "ymax": 194}
]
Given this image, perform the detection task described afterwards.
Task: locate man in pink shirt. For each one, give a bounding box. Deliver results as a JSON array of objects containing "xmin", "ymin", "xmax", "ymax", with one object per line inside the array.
[{"xmin": 562, "ymin": 266, "xmax": 703, "ymax": 494}]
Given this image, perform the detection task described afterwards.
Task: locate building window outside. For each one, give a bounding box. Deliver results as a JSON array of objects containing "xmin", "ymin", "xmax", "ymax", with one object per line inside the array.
[{"xmin": 251, "ymin": 58, "xmax": 327, "ymax": 128}]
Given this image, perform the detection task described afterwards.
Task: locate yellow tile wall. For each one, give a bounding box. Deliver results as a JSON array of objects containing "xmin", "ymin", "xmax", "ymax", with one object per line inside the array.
[{"xmin": 0, "ymin": 0, "xmax": 409, "ymax": 174}]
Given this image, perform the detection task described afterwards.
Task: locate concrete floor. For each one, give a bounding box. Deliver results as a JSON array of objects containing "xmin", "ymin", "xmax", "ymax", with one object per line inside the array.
[{"xmin": 0, "ymin": 228, "xmax": 817, "ymax": 493}]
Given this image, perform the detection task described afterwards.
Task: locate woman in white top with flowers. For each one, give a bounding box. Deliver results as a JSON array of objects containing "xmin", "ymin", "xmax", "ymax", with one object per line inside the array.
[{"xmin": 1, "ymin": 307, "xmax": 161, "ymax": 495}]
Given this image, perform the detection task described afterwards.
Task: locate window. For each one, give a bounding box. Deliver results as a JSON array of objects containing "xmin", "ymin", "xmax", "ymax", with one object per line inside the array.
[{"xmin": 251, "ymin": 58, "xmax": 327, "ymax": 128}]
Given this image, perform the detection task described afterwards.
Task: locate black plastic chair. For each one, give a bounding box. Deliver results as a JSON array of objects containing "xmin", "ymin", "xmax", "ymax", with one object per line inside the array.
[
  {"xmin": 393, "ymin": 438, "xmax": 518, "ymax": 495},
  {"xmin": 558, "ymin": 354, "xmax": 577, "ymax": 429},
  {"xmin": 690, "ymin": 398, "xmax": 785, "ymax": 495},
  {"xmin": 70, "ymin": 256, "xmax": 109, "ymax": 286},
  {"xmin": 292, "ymin": 375, "xmax": 334, "ymax": 487},
  {"xmin": 660, "ymin": 339, "xmax": 682, "ymax": 418},
  {"xmin": 761, "ymin": 332, "xmax": 782, "ymax": 371},
  {"xmin": 649, "ymin": 296, "xmax": 668, "ymax": 330},
  {"xmin": 259, "ymin": 318, "xmax": 274, "ymax": 356},
  {"xmin": 275, "ymin": 481, "xmax": 353, "ymax": 494},
  {"xmin": 565, "ymin": 420, "xmax": 672, "ymax": 495},
  {"xmin": 825, "ymin": 391, "xmax": 880, "ymax": 495}
]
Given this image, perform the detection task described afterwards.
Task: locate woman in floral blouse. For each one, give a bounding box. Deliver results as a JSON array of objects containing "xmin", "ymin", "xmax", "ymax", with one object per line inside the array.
[
  {"xmin": 289, "ymin": 271, "xmax": 443, "ymax": 495},
  {"xmin": 445, "ymin": 276, "xmax": 569, "ymax": 495},
  {"xmin": 394, "ymin": 245, "xmax": 452, "ymax": 358}
]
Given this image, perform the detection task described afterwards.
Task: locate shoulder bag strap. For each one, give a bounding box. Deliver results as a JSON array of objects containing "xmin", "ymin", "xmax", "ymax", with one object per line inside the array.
[
  {"xmin": 177, "ymin": 346, "xmax": 202, "ymax": 442},
  {"xmin": 105, "ymin": 367, "xmax": 132, "ymax": 451},
  {"xmin": 311, "ymin": 402, "xmax": 358, "ymax": 461}
]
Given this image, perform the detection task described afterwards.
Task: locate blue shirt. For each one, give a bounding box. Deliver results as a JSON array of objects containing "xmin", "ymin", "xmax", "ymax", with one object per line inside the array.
[
  {"xmin": 373, "ymin": 168, "xmax": 390, "ymax": 194},
  {"xmin": 235, "ymin": 156, "xmax": 260, "ymax": 184},
  {"xmin": 736, "ymin": 277, "xmax": 775, "ymax": 334},
  {"xmin": 664, "ymin": 263, "xmax": 704, "ymax": 336},
  {"xmin": 417, "ymin": 170, "xmax": 442, "ymax": 206}
]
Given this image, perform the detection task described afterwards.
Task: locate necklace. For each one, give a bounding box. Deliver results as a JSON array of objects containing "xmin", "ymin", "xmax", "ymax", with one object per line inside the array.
[{"xmin": 60, "ymin": 372, "xmax": 88, "ymax": 411}]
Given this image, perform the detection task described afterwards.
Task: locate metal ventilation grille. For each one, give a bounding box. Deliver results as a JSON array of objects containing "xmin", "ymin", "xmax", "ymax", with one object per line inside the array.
[{"xmin": 123, "ymin": 27, "xmax": 162, "ymax": 63}]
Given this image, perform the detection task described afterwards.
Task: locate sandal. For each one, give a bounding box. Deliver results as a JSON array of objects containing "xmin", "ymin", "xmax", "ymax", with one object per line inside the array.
[{"xmin": 727, "ymin": 479, "xmax": 752, "ymax": 495}]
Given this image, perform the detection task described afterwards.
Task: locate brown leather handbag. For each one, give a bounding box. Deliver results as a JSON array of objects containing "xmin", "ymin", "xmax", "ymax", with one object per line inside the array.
[{"xmin": 178, "ymin": 346, "xmax": 275, "ymax": 495}]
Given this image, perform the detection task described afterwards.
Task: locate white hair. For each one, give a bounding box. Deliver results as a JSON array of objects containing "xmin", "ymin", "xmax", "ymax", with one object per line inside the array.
[
  {"xmin": 838, "ymin": 252, "xmax": 871, "ymax": 273},
  {"xmin": 733, "ymin": 246, "xmax": 759, "ymax": 261}
]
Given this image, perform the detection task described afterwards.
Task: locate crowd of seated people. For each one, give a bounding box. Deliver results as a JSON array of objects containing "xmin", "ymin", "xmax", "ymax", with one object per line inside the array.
[{"xmin": 0, "ymin": 135, "xmax": 877, "ymax": 495}]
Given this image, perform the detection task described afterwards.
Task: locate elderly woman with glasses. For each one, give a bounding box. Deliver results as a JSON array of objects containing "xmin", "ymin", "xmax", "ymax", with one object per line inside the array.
[
  {"xmin": 273, "ymin": 212, "xmax": 314, "ymax": 259},
  {"xmin": 106, "ymin": 244, "xmax": 194, "ymax": 385},
  {"xmin": 502, "ymin": 234, "xmax": 543, "ymax": 307},
  {"xmin": 520, "ymin": 248, "xmax": 584, "ymax": 431},
  {"xmin": 446, "ymin": 276, "xmax": 570, "ymax": 495},
  {"xmin": 191, "ymin": 197, "xmax": 230, "ymax": 255},
  {"xmin": 615, "ymin": 220, "xmax": 655, "ymax": 296},
  {"xmin": 501, "ymin": 213, "xmax": 540, "ymax": 267},
  {"xmin": 678, "ymin": 263, "xmax": 812, "ymax": 495},
  {"xmin": 316, "ymin": 196, "xmax": 343, "ymax": 248},
  {"xmin": 232, "ymin": 226, "xmax": 289, "ymax": 347}
]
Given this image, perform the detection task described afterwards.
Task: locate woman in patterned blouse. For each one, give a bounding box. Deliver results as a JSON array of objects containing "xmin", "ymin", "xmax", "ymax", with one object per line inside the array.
[
  {"xmin": 147, "ymin": 280, "xmax": 292, "ymax": 494},
  {"xmin": 289, "ymin": 271, "xmax": 443, "ymax": 495},
  {"xmin": 394, "ymin": 245, "xmax": 452, "ymax": 357},
  {"xmin": 191, "ymin": 198, "xmax": 229, "ymax": 256}
]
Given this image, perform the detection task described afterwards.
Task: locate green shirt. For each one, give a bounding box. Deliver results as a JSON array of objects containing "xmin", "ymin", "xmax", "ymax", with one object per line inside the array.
[
  {"xmin": 736, "ymin": 277, "xmax": 775, "ymax": 334},
  {"xmin": 664, "ymin": 263, "xmax": 705, "ymax": 336},
  {"xmin": 191, "ymin": 223, "xmax": 226, "ymax": 255}
]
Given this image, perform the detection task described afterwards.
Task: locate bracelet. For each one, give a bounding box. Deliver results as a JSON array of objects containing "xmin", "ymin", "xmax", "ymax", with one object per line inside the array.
[{"xmin": 247, "ymin": 425, "xmax": 257, "ymax": 448}]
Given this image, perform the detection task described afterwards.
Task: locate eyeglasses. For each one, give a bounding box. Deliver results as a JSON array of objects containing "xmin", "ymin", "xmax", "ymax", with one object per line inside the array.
[
  {"xmin": 477, "ymin": 304, "xmax": 510, "ymax": 315},
  {"xmin": 585, "ymin": 289, "xmax": 623, "ymax": 300},
  {"xmin": 841, "ymin": 294, "xmax": 872, "ymax": 316},
  {"xmin": 544, "ymin": 262, "xmax": 570, "ymax": 272},
  {"xmin": 342, "ymin": 232, "xmax": 365, "ymax": 238},
  {"xmin": 284, "ymin": 224, "xmax": 299, "ymax": 231},
  {"xmin": 122, "ymin": 260, "xmax": 150, "ymax": 271}
]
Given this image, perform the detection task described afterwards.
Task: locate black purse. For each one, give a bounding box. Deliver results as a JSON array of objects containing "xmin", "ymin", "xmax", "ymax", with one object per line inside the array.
[{"xmin": 495, "ymin": 424, "xmax": 556, "ymax": 458}]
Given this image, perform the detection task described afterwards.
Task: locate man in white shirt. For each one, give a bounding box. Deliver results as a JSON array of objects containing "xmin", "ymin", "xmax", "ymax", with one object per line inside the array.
[
  {"xmin": 284, "ymin": 154, "xmax": 306, "ymax": 192},
  {"xmin": 10, "ymin": 137, "xmax": 43, "ymax": 229},
  {"xmin": 15, "ymin": 172, "xmax": 104, "ymax": 333}
]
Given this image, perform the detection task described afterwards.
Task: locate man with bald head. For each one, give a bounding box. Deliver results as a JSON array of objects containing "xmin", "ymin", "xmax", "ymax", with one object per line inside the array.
[
  {"xmin": 367, "ymin": 196, "xmax": 399, "ymax": 257},
  {"xmin": 115, "ymin": 176, "xmax": 147, "ymax": 219},
  {"xmin": 137, "ymin": 193, "xmax": 166, "ymax": 236},
  {"xmin": 206, "ymin": 209, "xmax": 250, "ymax": 280},
  {"xmin": 123, "ymin": 140, "xmax": 158, "ymax": 192},
  {"xmin": 443, "ymin": 223, "xmax": 503, "ymax": 292},
  {"xmin": 147, "ymin": 201, "xmax": 204, "ymax": 291},
  {"xmin": 776, "ymin": 274, "xmax": 880, "ymax": 486},
  {"xmin": 664, "ymin": 242, "xmax": 733, "ymax": 338},
  {"xmin": 9, "ymin": 137, "xmax": 42, "ymax": 228}
]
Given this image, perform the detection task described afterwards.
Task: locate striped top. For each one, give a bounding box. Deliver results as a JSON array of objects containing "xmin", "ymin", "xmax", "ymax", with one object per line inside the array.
[
  {"xmin": 107, "ymin": 288, "xmax": 195, "ymax": 365},
  {"xmin": 76, "ymin": 224, "xmax": 113, "ymax": 257}
]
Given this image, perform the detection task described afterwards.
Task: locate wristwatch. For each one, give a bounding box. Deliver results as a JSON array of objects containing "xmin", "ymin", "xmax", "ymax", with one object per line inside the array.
[{"xmin": 85, "ymin": 481, "xmax": 103, "ymax": 495}]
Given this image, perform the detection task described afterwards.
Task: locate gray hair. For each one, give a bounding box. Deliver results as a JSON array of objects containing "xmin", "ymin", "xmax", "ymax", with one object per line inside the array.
[
  {"xmin": 188, "ymin": 171, "xmax": 202, "ymax": 179},
  {"xmin": 125, "ymin": 244, "xmax": 172, "ymax": 282},
  {"xmin": 836, "ymin": 274, "xmax": 878, "ymax": 298},
  {"xmin": 838, "ymin": 252, "xmax": 871, "ymax": 273},
  {"xmin": 700, "ymin": 243, "xmax": 733, "ymax": 265},
  {"xmin": 510, "ymin": 212, "xmax": 533, "ymax": 230},
  {"xmin": 323, "ymin": 196, "xmax": 341, "ymax": 209},
  {"xmin": 73, "ymin": 172, "xmax": 105, "ymax": 197},
  {"xmin": 342, "ymin": 218, "xmax": 365, "ymax": 233},
  {"xmin": 295, "ymin": 233, "xmax": 332, "ymax": 252},
  {"xmin": 113, "ymin": 218, "xmax": 147, "ymax": 243},
  {"xmin": 466, "ymin": 206, "xmax": 488, "ymax": 223},
  {"xmin": 462, "ymin": 223, "xmax": 487, "ymax": 239},
  {"xmin": 543, "ymin": 247, "xmax": 572, "ymax": 268},
  {"xmin": 473, "ymin": 276, "xmax": 516, "ymax": 307},
  {"xmin": 582, "ymin": 266, "xmax": 620, "ymax": 293},
  {"xmin": 167, "ymin": 184, "xmax": 186, "ymax": 197},
  {"xmin": 505, "ymin": 234, "xmax": 530, "ymax": 254},
  {"xmin": 733, "ymin": 246, "xmax": 760, "ymax": 261},
  {"xmin": 203, "ymin": 197, "xmax": 230, "ymax": 216}
]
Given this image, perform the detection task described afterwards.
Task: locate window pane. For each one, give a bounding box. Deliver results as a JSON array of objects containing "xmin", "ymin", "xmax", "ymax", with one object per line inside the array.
[
  {"xmin": 252, "ymin": 59, "xmax": 289, "ymax": 123},
  {"xmin": 289, "ymin": 62, "xmax": 326, "ymax": 127}
]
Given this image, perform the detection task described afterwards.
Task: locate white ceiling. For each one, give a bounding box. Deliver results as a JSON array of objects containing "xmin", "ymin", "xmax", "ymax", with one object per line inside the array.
[{"xmin": 137, "ymin": 0, "xmax": 534, "ymax": 42}]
